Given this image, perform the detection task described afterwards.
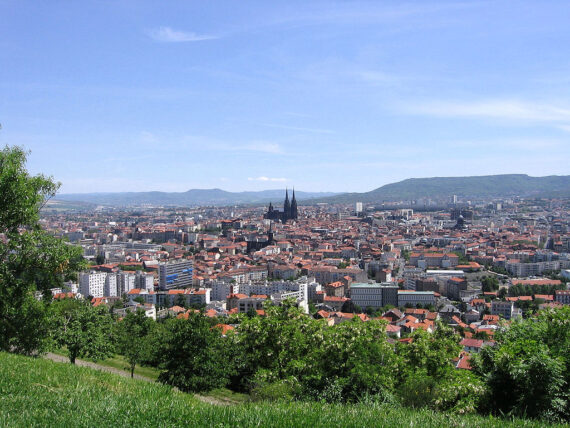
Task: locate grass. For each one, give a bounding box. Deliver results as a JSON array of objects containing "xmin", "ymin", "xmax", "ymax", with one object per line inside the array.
[
  {"xmin": 50, "ymin": 348, "xmax": 160, "ymax": 380},
  {"xmin": 0, "ymin": 352, "xmax": 564, "ymax": 428},
  {"xmin": 203, "ymin": 387, "xmax": 249, "ymax": 404}
]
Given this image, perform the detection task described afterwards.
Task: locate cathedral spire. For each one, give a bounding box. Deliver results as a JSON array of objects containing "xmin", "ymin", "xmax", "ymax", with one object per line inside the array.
[
  {"xmin": 283, "ymin": 188, "xmax": 291, "ymax": 222},
  {"xmin": 291, "ymin": 187, "xmax": 298, "ymax": 220}
]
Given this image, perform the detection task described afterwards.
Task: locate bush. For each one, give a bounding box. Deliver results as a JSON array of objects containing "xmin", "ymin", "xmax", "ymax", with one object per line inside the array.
[
  {"xmin": 398, "ymin": 369, "xmax": 434, "ymax": 409},
  {"xmin": 250, "ymin": 376, "xmax": 297, "ymax": 402},
  {"xmin": 432, "ymin": 370, "xmax": 487, "ymax": 414}
]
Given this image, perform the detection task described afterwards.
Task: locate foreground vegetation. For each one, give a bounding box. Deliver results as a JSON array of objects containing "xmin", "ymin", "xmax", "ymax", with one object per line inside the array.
[{"xmin": 0, "ymin": 352, "xmax": 562, "ymax": 428}]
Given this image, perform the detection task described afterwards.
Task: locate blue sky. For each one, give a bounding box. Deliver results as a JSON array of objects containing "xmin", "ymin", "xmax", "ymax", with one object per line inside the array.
[{"xmin": 1, "ymin": 1, "xmax": 569, "ymax": 194}]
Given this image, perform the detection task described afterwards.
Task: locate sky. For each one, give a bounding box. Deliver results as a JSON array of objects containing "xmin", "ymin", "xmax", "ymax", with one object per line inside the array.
[{"xmin": 1, "ymin": 0, "xmax": 569, "ymax": 194}]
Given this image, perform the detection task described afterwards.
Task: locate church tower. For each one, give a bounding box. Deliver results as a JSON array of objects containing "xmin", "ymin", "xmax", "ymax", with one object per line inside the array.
[
  {"xmin": 283, "ymin": 188, "xmax": 291, "ymax": 222},
  {"xmin": 291, "ymin": 188, "xmax": 298, "ymax": 220}
]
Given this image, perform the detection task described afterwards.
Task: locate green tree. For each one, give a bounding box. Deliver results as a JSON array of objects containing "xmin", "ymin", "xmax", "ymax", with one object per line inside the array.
[
  {"xmin": 115, "ymin": 309, "xmax": 154, "ymax": 377},
  {"xmin": 158, "ymin": 313, "xmax": 234, "ymax": 393},
  {"xmin": 303, "ymin": 317, "xmax": 401, "ymax": 402},
  {"xmin": 472, "ymin": 307, "xmax": 570, "ymax": 421},
  {"xmin": 0, "ymin": 146, "xmax": 85, "ymax": 355},
  {"xmin": 52, "ymin": 300, "xmax": 114, "ymax": 364},
  {"xmin": 233, "ymin": 300, "xmax": 320, "ymax": 392},
  {"xmin": 481, "ymin": 276, "xmax": 499, "ymax": 293}
]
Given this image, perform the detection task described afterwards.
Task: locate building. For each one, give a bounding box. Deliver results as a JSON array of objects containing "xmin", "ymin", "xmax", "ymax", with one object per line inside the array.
[
  {"xmin": 136, "ymin": 271, "xmax": 154, "ymax": 291},
  {"xmin": 159, "ymin": 259, "xmax": 193, "ymax": 290},
  {"xmin": 355, "ymin": 202, "xmax": 363, "ymax": 215},
  {"xmin": 79, "ymin": 271, "xmax": 106, "ymax": 298},
  {"xmin": 118, "ymin": 272, "xmax": 136, "ymax": 295},
  {"xmin": 446, "ymin": 277, "xmax": 467, "ymax": 300},
  {"xmin": 350, "ymin": 282, "xmax": 398, "ymax": 309},
  {"xmin": 505, "ymin": 260, "xmax": 561, "ymax": 277},
  {"xmin": 398, "ymin": 291, "xmax": 436, "ymax": 307},
  {"xmin": 491, "ymin": 300, "xmax": 521, "ymax": 320},
  {"xmin": 104, "ymin": 274, "xmax": 117, "ymax": 297},
  {"xmin": 264, "ymin": 189, "xmax": 298, "ymax": 223},
  {"xmin": 555, "ymin": 290, "xmax": 570, "ymax": 305}
]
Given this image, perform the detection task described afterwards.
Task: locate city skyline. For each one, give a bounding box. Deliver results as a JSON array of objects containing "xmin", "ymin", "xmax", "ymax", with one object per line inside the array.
[{"xmin": 1, "ymin": 1, "xmax": 569, "ymax": 193}]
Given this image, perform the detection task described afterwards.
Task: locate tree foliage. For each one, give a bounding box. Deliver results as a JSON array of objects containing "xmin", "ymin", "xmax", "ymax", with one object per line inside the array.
[
  {"xmin": 115, "ymin": 309, "xmax": 154, "ymax": 377},
  {"xmin": 51, "ymin": 299, "xmax": 114, "ymax": 364},
  {"xmin": 472, "ymin": 307, "xmax": 570, "ymax": 422},
  {"xmin": 0, "ymin": 146, "xmax": 85, "ymax": 354},
  {"xmin": 157, "ymin": 313, "xmax": 235, "ymax": 393}
]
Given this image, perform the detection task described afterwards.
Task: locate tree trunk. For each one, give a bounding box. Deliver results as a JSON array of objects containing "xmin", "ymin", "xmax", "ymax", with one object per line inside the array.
[{"xmin": 131, "ymin": 364, "xmax": 135, "ymax": 378}]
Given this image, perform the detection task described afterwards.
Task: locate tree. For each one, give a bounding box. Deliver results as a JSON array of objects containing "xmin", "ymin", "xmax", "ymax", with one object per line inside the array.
[
  {"xmin": 115, "ymin": 309, "xmax": 154, "ymax": 377},
  {"xmin": 51, "ymin": 300, "xmax": 114, "ymax": 364},
  {"xmin": 481, "ymin": 276, "xmax": 499, "ymax": 293},
  {"xmin": 472, "ymin": 307, "xmax": 570, "ymax": 421},
  {"xmin": 0, "ymin": 146, "xmax": 85, "ymax": 355},
  {"xmin": 158, "ymin": 313, "xmax": 234, "ymax": 393}
]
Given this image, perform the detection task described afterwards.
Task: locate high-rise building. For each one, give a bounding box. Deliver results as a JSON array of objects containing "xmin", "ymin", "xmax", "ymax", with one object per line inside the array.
[
  {"xmin": 159, "ymin": 259, "xmax": 193, "ymax": 290},
  {"xmin": 79, "ymin": 271, "xmax": 106, "ymax": 298}
]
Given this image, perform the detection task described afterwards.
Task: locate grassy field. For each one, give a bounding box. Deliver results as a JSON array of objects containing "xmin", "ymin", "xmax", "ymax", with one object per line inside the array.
[
  {"xmin": 0, "ymin": 352, "xmax": 563, "ymax": 428},
  {"xmin": 50, "ymin": 348, "xmax": 161, "ymax": 380}
]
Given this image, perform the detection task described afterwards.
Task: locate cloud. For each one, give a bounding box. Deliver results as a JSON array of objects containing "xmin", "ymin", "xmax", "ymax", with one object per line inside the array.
[
  {"xmin": 404, "ymin": 99, "xmax": 570, "ymax": 124},
  {"xmin": 248, "ymin": 177, "xmax": 288, "ymax": 182},
  {"xmin": 148, "ymin": 27, "xmax": 218, "ymax": 42}
]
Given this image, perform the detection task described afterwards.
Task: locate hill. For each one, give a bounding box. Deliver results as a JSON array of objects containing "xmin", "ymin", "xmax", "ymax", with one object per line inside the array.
[
  {"xmin": 55, "ymin": 189, "xmax": 338, "ymax": 207},
  {"xmin": 312, "ymin": 174, "xmax": 570, "ymax": 204},
  {"xmin": 0, "ymin": 352, "xmax": 559, "ymax": 428}
]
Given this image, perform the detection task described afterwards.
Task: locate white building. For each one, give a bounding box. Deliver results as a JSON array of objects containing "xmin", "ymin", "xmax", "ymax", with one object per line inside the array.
[
  {"xmin": 79, "ymin": 271, "xmax": 106, "ymax": 298},
  {"xmin": 136, "ymin": 271, "xmax": 154, "ymax": 291},
  {"xmin": 118, "ymin": 272, "xmax": 136, "ymax": 295},
  {"xmin": 104, "ymin": 274, "xmax": 118, "ymax": 297},
  {"xmin": 210, "ymin": 280, "xmax": 240, "ymax": 301}
]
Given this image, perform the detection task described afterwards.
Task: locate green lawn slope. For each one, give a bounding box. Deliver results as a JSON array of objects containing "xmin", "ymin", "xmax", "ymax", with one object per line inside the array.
[{"xmin": 0, "ymin": 352, "xmax": 562, "ymax": 428}]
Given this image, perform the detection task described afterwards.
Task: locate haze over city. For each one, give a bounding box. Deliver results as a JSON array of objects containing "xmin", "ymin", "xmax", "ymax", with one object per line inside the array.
[{"xmin": 1, "ymin": 1, "xmax": 569, "ymax": 193}]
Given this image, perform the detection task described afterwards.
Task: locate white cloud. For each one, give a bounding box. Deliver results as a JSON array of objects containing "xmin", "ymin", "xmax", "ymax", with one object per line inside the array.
[
  {"xmin": 404, "ymin": 99, "xmax": 570, "ymax": 124},
  {"xmin": 248, "ymin": 177, "xmax": 288, "ymax": 182},
  {"xmin": 148, "ymin": 27, "xmax": 218, "ymax": 42}
]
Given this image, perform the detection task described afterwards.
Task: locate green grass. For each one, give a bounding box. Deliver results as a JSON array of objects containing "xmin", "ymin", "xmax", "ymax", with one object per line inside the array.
[
  {"xmin": 0, "ymin": 352, "xmax": 563, "ymax": 428},
  {"xmin": 50, "ymin": 349, "xmax": 160, "ymax": 380},
  {"xmin": 204, "ymin": 387, "xmax": 249, "ymax": 404}
]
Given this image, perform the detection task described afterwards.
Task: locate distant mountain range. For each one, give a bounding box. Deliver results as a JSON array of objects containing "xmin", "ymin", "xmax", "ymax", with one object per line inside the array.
[
  {"xmin": 54, "ymin": 174, "xmax": 570, "ymax": 208},
  {"xmin": 312, "ymin": 174, "xmax": 570, "ymax": 204},
  {"xmin": 55, "ymin": 189, "xmax": 339, "ymax": 207}
]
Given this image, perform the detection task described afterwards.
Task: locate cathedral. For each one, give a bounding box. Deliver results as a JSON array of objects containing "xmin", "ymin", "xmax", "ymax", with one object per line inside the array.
[{"xmin": 264, "ymin": 188, "xmax": 298, "ymax": 223}]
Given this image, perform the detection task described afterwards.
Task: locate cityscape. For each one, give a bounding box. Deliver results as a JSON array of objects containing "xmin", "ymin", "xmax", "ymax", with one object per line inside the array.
[{"xmin": 2, "ymin": 1, "xmax": 570, "ymax": 426}]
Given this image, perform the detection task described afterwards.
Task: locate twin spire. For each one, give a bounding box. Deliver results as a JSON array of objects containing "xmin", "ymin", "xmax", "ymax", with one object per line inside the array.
[{"xmin": 264, "ymin": 188, "xmax": 298, "ymax": 223}]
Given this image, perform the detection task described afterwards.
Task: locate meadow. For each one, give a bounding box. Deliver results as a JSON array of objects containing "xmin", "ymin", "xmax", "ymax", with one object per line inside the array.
[{"xmin": 0, "ymin": 352, "xmax": 562, "ymax": 428}]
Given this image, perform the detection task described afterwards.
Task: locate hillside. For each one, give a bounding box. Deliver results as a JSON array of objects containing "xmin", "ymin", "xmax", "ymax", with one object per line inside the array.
[
  {"xmin": 55, "ymin": 189, "xmax": 338, "ymax": 207},
  {"xmin": 0, "ymin": 352, "xmax": 560, "ymax": 428},
  {"xmin": 311, "ymin": 174, "xmax": 570, "ymax": 204}
]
